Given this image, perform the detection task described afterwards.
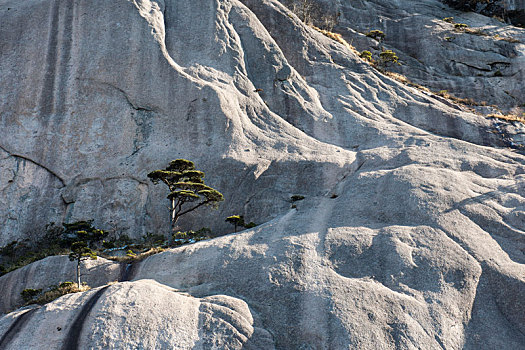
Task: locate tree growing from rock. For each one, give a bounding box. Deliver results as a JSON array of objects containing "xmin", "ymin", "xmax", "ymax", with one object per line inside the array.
[
  {"xmin": 148, "ymin": 159, "xmax": 224, "ymax": 231},
  {"xmin": 379, "ymin": 50, "xmax": 400, "ymax": 68},
  {"xmin": 63, "ymin": 220, "xmax": 106, "ymax": 248},
  {"xmin": 69, "ymin": 241, "xmax": 97, "ymax": 288},
  {"xmin": 226, "ymin": 215, "xmax": 257, "ymax": 232},
  {"xmin": 226, "ymin": 215, "xmax": 245, "ymax": 232},
  {"xmin": 366, "ymin": 30, "xmax": 385, "ymax": 42}
]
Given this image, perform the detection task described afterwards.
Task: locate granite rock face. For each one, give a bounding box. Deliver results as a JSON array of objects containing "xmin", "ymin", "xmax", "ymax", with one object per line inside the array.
[
  {"xmin": 0, "ymin": 255, "xmax": 120, "ymax": 314},
  {"xmin": 442, "ymin": 0, "xmax": 525, "ymax": 26},
  {"xmin": 0, "ymin": 280, "xmax": 275, "ymax": 349},
  {"xmin": 1, "ymin": 0, "xmax": 519, "ymax": 243},
  {"xmin": 302, "ymin": 0, "xmax": 524, "ymax": 111},
  {"xmin": 0, "ymin": 0, "xmax": 524, "ymax": 348}
]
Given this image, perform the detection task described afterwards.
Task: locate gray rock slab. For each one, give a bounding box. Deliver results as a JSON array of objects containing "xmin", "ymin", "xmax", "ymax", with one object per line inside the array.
[{"xmin": 0, "ymin": 0, "xmax": 524, "ymax": 348}]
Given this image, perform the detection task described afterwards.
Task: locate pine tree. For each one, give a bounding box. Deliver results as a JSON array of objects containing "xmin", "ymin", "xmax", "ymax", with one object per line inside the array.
[
  {"xmin": 63, "ymin": 220, "xmax": 106, "ymax": 248},
  {"xmin": 226, "ymin": 215, "xmax": 245, "ymax": 232},
  {"xmin": 69, "ymin": 241, "xmax": 97, "ymax": 288},
  {"xmin": 148, "ymin": 159, "xmax": 224, "ymax": 231}
]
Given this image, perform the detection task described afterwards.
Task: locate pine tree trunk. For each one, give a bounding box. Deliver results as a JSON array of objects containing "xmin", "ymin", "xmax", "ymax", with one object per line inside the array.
[
  {"xmin": 171, "ymin": 199, "xmax": 176, "ymax": 229},
  {"xmin": 170, "ymin": 199, "xmax": 174, "ymax": 226},
  {"xmin": 77, "ymin": 259, "xmax": 81, "ymax": 289}
]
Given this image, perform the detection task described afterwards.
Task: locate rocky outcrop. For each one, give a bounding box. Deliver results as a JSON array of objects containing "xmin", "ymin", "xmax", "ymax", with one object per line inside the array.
[
  {"xmin": 1, "ymin": 0, "xmax": 524, "ymax": 348},
  {"xmin": 0, "ymin": 255, "xmax": 120, "ymax": 313},
  {"xmin": 442, "ymin": 0, "xmax": 525, "ymax": 26},
  {"xmin": 302, "ymin": 0, "xmax": 524, "ymax": 111},
  {"xmin": 0, "ymin": 280, "xmax": 275, "ymax": 349},
  {"xmin": 1, "ymin": 0, "xmax": 519, "ymax": 244}
]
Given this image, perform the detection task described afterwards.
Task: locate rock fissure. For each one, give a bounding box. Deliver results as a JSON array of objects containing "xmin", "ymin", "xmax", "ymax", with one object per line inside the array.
[
  {"xmin": 79, "ymin": 78, "xmax": 157, "ymax": 112},
  {"xmin": 0, "ymin": 144, "xmax": 65, "ymax": 186},
  {"xmin": 61, "ymin": 286, "xmax": 111, "ymax": 350},
  {"xmin": 0, "ymin": 308, "xmax": 39, "ymax": 348},
  {"xmin": 452, "ymin": 60, "xmax": 493, "ymax": 72}
]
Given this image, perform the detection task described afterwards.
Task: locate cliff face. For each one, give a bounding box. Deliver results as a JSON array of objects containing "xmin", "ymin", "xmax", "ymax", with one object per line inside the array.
[
  {"xmin": 303, "ymin": 0, "xmax": 525, "ymax": 112},
  {"xmin": 2, "ymin": 0, "xmax": 521, "ymax": 243},
  {"xmin": 442, "ymin": 0, "xmax": 525, "ymax": 26},
  {"xmin": 0, "ymin": 0, "xmax": 524, "ymax": 349}
]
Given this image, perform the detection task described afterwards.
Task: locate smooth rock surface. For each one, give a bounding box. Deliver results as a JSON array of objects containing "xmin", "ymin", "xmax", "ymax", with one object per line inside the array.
[
  {"xmin": 0, "ymin": 0, "xmax": 524, "ymax": 348},
  {"xmin": 0, "ymin": 279, "xmax": 275, "ymax": 349}
]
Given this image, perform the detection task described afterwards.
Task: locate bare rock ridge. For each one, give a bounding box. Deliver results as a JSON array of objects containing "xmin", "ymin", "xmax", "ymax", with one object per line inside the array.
[
  {"xmin": 0, "ymin": 280, "xmax": 275, "ymax": 349},
  {"xmin": 0, "ymin": 0, "xmax": 524, "ymax": 348},
  {"xmin": 305, "ymin": 0, "xmax": 525, "ymax": 112}
]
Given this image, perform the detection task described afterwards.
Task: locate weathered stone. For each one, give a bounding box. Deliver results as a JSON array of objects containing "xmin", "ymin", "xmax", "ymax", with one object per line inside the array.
[
  {"xmin": 442, "ymin": 0, "xmax": 525, "ymax": 26},
  {"xmin": 0, "ymin": 255, "xmax": 120, "ymax": 314},
  {"xmin": 0, "ymin": 0, "xmax": 524, "ymax": 348},
  {"xmin": 0, "ymin": 280, "xmax": 275, "ymax": 349},
  {"xmin": 296, "ymin": 0, "xmax": 525, "ymax": 111}
]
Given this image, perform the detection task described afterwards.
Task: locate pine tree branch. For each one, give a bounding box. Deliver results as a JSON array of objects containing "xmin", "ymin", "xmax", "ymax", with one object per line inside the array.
[{"xmin": 178, "ymin": 199, "xmax": 210, "ymax": 217}]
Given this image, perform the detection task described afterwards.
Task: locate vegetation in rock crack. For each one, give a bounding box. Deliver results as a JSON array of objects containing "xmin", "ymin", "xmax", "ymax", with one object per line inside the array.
[
  {"xmin": 443, "ymin": 17, "xmax": 487, "ymax": 36},
  {"xmin": 69, "ymin": 241, "xmax": 97, "ymax": 288},
  {"xmin": 359, "ymin": 50, "xmax": 373, "ymax": 62},
  {"xmin": 495, "ymin": 35, "xmax": 521, "ymax": 43},
  {"xmin": 21, "ymin": 288, "xmax": 42, "ymax": 303},
  {"xmin": 365, "ymin": 30, "xmax": 385, "ymax": 42},
  {"xmin": 291, "ymin": 195, "xmax": 305, "ymax": 202},
  {"xmin": 22, "ymin": 282, "xmax": 90, "ymax": 306},
  {"xmin": 226, "ymin": 215, "xmax": 245, "ymax": 233},
  {"xmin": 171, "ymin": 228, "xmax": 211, "ymax": 247},
  {"xmin": 0, "ymin": 221, "xmax": 105, "ymax": 276},
  {"xmin": 454, "ymin": 23, "xmax": 469, "ymax": 30},
  {"xmin": 244, "ymin": 221, "xmax": 257, "ymax": 229},
  {"xmin": 488, "ymin": 113, "xmax": 525, "ymax": 124},
  {"xmin": 436, "ymin": 90, "xmax": 479, "ymax": 106},
  {"xmin": 284, "ymin": 0, "xmax": 340, "ymax": 30},
  {"xmin": 148, "ymin": 159, "xmax": 224, "ymax": 232},
  {"xmin": 103, "ymin": 247, "xmax": 165, "ymax": 264},
  {"xmin": 382, "ymin": 73, "xmax": 489, "ymax": 109},
  {"xmin": 225, "ymin": 216, "xmax": 257, "ymax": 233},
  {"xmin": 379, "ymin": 50, "xmax": 400, "ymax": 68},
  {"xmin": 313, "ymin": 27, "xmax": 357, "ymax": 53}
]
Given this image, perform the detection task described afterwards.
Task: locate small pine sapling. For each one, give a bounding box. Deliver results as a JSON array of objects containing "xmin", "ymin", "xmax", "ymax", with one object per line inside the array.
[
  {"xmin": 244, "ymin": 222, "xmax": 257, "ymax": 229},
  {"xmin": 226, "ymin": 215, "xmax": 245, "ymax": 233},
  {"xmin": 359, "ymin": 50, "xmax": 373, "ymax": 62},
  {"xmin": 365, "ymin": 30, "xmax": 385, "ymax": 42},
  {"xmin": 69, "ymin": 241, "xmax": 97, "ymax": 288},
  {"xmin": 379, "ymin": 50, "xmax": 400, "ymax": 68}
]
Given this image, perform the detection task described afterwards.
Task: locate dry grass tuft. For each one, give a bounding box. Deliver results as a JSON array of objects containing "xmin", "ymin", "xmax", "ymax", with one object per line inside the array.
[
  {"xmin": 103, "ymin": 247, "xmax": 165, "ymax": 264},
  {"xmin": 496, "ymin": 36, "xmax": 522, "ymax": 43},
  {"xmin": 436, "ymin": 90, "xmax": 479, "ymax": 106},
  {"xmin": 488, "ymin": 113, "xmax": 525, "ymax": 123},
  {"xmin": 29, "ymin": 282, "xmax": 90, "ymax": 305},
  {"xmin": 464, "ymin": 27, "xmax": 488, "ymax": 36},
  {"xmin": 384, "ymin": 71, "xmax": 431, "ymax": 92},
  {"xmin": 312, "ymin": 26, "xmax": 358, "ymax": 54}
]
